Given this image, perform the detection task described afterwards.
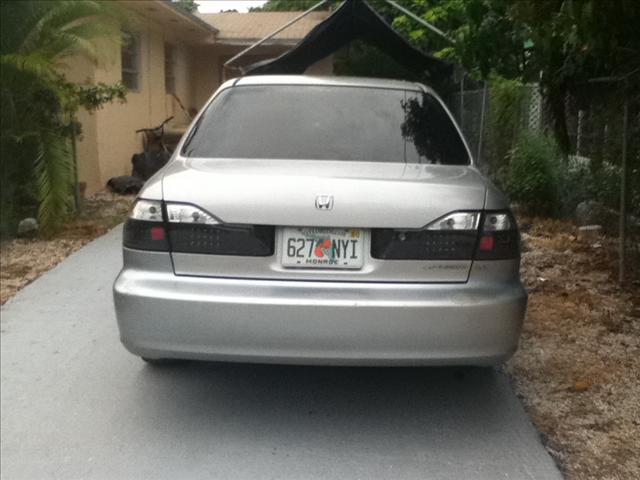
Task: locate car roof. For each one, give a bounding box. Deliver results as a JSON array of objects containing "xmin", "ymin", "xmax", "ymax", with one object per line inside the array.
[{"xmin": 223, "ymin": 75, "xmax": 433, "ymax": 94}]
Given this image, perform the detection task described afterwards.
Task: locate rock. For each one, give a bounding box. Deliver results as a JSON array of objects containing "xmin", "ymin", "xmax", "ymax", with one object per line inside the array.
[
  {"xmin": 575, "ymin": 200, "xmax": 618, "ymax": 233},
  {"xmin": 577, "ymin": 225, "xmax": 602, "ymax": 242},
  {"xmin": 572, "ymin": 380, "xmax": 592, "ymax": 392},
  {"xmin": 16, "ymin": 217, "xmax": 38, "ymax": 236}
]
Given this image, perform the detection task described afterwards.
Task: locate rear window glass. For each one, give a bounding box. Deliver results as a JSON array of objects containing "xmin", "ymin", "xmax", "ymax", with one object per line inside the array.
[{"xmin": 182, "ymin": 85, "xmax": 469, "ymax": 165}]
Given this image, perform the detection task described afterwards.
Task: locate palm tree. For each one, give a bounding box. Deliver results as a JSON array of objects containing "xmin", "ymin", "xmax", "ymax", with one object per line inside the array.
[{"xmin": 1, "ymin": 1, "xmax": 123, "ymax": 234}]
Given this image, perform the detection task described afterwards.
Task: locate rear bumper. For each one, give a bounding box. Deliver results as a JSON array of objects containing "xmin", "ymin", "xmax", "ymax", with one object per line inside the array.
[{"xmin": 113, "ymin": 254, "xmax": 527, "ymax": 366}]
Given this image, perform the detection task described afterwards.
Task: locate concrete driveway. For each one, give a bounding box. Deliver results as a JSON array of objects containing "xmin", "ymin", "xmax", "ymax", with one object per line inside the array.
[{"xmin": 1, "ymin": 227, "xmax": 562, "ymax": 480}]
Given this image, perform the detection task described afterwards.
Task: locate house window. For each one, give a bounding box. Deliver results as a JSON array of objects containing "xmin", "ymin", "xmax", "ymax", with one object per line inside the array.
[
  {"xmin": 164, "ymin": 43, "xmax": 175, "ymax": 94},
  {"xmin": 121, "ymin": 32, "xmax": 140, "ymax": 90}
]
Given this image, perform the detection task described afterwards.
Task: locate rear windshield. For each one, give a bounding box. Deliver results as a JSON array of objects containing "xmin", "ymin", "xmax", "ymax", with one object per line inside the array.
[{"xmin": 182, "ymin": 85, "xmax": 469, "ymax": 165}]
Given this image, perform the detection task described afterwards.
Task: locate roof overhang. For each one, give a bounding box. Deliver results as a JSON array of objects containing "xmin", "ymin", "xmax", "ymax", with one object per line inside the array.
[{"xmin": 122, "ymin": 0, "xmax": 217, "ymax": 44}]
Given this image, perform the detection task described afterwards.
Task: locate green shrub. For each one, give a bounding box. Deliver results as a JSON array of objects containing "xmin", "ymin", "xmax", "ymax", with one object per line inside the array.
[
  {"xmin": 486, "ymin": 76, "xmax": 527, "ymax": 177},
  {"xmin": 504, "ymin": 133, "xmax": 561, "ymax": 216}
]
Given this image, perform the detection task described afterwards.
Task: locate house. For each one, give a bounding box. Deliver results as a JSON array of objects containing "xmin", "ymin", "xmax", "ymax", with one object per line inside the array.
[{"xmin": 66, "ymin": 1, "xmax": 331, "ymax": 196}]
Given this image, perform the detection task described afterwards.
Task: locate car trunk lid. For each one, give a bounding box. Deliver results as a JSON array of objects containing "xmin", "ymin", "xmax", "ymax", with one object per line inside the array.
[{"xmin": 162, "ymin": 158, "xmax": 487, "ymax": 282}]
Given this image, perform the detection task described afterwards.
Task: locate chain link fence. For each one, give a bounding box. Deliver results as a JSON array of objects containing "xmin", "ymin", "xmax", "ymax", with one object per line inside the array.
[
  {"xmin": 445, "ymin": 79, "xmax": 638, "ymax": 216},
  {"xmin": 447, "ymin": 82, "xmax": 543, "ymax": 174},
  {"xmin": 445, "ymin": 76, "xmax": 639, "ymax": 281}
]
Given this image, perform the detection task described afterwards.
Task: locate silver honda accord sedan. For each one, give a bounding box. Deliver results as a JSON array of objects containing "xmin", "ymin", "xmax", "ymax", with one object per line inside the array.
[{"xmin": 113, "ymin": 75, "xmax": 527, "ymax": 366}]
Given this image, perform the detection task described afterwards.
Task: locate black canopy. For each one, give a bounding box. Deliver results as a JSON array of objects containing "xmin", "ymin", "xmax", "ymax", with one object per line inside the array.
[{"xmin": 244, "ymin": 0, "xmax": 453, "ymax": 86}]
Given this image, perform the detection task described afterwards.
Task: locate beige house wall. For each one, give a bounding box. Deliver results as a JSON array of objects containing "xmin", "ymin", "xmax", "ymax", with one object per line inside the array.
[
  {"xmin": 188, "ymin": 47, "xmax": 220, "ymax": 111},
  {"xmin": 61, "ymin": 55, "xmax": 103, "ymax": 195},
  {"xmin": 165, "ymin": 43, "xmax": 196, "ymax": 126},
  {"xmin": 92, "ymin": 25, "xmax": 165, "ymax": 190},
  {"xmin": 66, "ymin": 20, "xmax": 199, "ymax": 196}
]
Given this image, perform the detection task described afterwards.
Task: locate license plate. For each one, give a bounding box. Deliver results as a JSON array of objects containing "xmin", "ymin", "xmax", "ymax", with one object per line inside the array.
[{"xmin": 281, "ymin": 227, "xmax": 364, "ymax": 269}]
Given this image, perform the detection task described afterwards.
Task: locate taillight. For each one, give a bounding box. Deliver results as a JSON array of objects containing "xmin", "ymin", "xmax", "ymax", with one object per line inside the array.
[
  {"xmin": 371, "ymin": 210, "xmax": 519, "ymax": 261},
  {"xmin": 123, "ymin": 200, "xmax": 274, "ymax": 255},
  {"xmin": 474, "ymin": 211, "xmax": 520, "ymax": 260},
  {"xmin": 123, "ymin": 199, "xmax": 169, "ymax": 251},
  {"xmin": 168, "ymin": 223, "xmax": 274, "ymax": 256},
  {"xmin": 166, "ymin": 203, "xmax": 219, "ymax": 225},
  {"xmin": 124, "ymin": 200, "xmax": 275, "ymax": 255},
  {"xmin": 165, "ymin": 202, "xmax": 274, "ymax": 256},
  {"xmin": 371, "ymin": 212, "xmax": 480, "ymax": 260}
]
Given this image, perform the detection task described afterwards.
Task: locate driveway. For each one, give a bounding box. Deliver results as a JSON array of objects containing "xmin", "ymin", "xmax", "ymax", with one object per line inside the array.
[{"xmin": 1, "ymin": 227, "xmax": 562, "ymax": 480}]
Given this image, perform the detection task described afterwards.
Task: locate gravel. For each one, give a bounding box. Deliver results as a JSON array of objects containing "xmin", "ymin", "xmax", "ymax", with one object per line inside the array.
[{"xmin": 0, "ymin": 191, "xmax": 134, "ymax": 305}]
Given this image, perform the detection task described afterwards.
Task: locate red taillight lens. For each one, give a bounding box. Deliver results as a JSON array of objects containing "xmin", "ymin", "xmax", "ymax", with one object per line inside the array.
[
  {"xmin": 150, "ymin": 226, "xmax": 166, "ymax": 241},
  {"xmin": 123, "ymin": 199, "xmax": 169, "ymax": 251},
  {"xmin": 478, "ymin": 235, "xmax": 495, "ymax": 251},
  {"xmin": 473, "ymin": 211, "xmax": 520, "ymax": 260},
  {"xmin": 123, "ymin": 219, "xmax": 169, "ymax": 251}
]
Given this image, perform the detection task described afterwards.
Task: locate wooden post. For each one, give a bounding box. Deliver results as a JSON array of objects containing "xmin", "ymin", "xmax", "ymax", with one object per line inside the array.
[
  {"xmin": 459, "ymin": 73, "xmax": 465, "ymax": 133},
  {"xmin": 618, "ymin": 82, "xmax": 629, "ymax": 284},
  {"xmin": 476, "ymin": 82, "xmax": 488, "ymax": 165},
  {"xmin": 71, "ymin": 118, "xmax": 80, "ymax": 210}
]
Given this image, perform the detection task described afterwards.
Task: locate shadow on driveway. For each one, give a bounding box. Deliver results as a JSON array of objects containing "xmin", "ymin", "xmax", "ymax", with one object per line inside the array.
[{"xmin": 123, "ymin": 362, "xmax": 556, "ymax": 479}]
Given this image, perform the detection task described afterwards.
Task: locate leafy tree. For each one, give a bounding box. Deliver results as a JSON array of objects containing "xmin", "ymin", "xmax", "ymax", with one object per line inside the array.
[
  {"xmin": 377, "ymin": 0, "xmax": 639, "ymax": 152},
  {"xmin": 1, "ymin": 0, "xmax": 125, "ymax": 235},
  {"xmin": 172, "ymin": 0, "xmax": 199, "ymax": 14},
  {"xmin": 510, "ymin": 0, "xmax": 640, "ymax": 152},
  {"xmin": 250, "ymin": 0, "xmax": 333, "ymax": 11},
  {"xmin": 390, "ymin": 0, "xmax": 529, "ymax": 80}
]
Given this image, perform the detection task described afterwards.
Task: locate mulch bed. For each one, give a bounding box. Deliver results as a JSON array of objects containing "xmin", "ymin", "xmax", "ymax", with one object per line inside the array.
[{"xmin": 507, "ymin": 218, "xmax": 639, "ymax": 480}]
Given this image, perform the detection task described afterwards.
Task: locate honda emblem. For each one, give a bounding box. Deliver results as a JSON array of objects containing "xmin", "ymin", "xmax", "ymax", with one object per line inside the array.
[{"xmin": 315, "ymin": 195, "xmax": 334, "ymax": 210}]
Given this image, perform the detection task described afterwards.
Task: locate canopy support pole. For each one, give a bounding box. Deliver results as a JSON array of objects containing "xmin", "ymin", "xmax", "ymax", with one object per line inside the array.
[
  {"xmin": 223, "ymin": 0, "xmax": 329, "ymax": 80},
  {"xmin": 477, "ymin": 82, "xmax": 488, "ymax": 164},
  {"xmin": 384, "ymin": 0, "xmax": 455, "ymax": 44}
]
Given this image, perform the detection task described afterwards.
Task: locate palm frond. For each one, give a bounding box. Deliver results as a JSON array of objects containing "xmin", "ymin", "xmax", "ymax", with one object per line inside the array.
[
  {"xmin": 1, "ymin": 52, "xmax": 57, "ymax": 80},
  {"xmin": 33, "ymin": 130, "xmax": 74, "ymax": 233},
  {"xmin": 2, "ymin": 0, "xmax": 126, "ymax": 233},
  {"xmin": 19, "ymin": 1, "xmax": 123, "ymax": 66}
]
